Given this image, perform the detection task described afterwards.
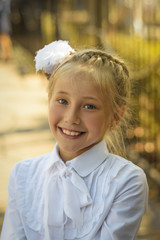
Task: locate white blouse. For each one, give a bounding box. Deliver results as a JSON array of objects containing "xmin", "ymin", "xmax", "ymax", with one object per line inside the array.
[{"xmin": 1, "ymin": 140, "xmax": 148, "ymax": 240}]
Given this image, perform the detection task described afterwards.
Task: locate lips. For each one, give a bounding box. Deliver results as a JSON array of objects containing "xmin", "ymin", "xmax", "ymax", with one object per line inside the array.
[
  {"xmin": 62, "ymin": 129, "xmax": 81, "ymax": 136},
  {"xmin": 59, "ymin": 127, "xmax": 84, "ymax": 137}
]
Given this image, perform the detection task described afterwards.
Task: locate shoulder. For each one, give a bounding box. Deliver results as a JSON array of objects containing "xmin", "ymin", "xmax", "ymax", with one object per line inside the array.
[
  {"xmin": 10, "ymin": 152, "xmax": 51, "ymax": 184},
  {"xmin": 106, "ymin": 154, "xmax": 149, "ymax": 213},
  {"xmin": 107, "ymin": 153, "xmax": 146, "ymax": 176},
  {"xmin": 8, "ymin": 152, "xmax": 52, "ymax": 211},
  {"xmin": 8, "ymin": 152, "xmax": 52, "ymax": 232},
  {"xmin": 104, "ymin": 153, "xmax": 148, "ymax": 191}
]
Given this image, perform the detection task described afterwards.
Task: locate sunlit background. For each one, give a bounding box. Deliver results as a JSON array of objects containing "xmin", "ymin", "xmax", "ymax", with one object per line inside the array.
[{"xmin": 0, "ymin": 0, "xmax": 160, "ymax": 239}]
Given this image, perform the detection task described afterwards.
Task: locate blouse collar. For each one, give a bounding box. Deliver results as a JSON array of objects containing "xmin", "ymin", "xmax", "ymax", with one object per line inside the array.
[{"xmin": 46, "ymin": 140, "xmax": 109, "ymax": 177}]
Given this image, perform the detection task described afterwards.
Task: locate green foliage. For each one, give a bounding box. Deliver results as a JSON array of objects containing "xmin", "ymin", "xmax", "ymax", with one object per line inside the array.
[
  {"xmin": 108, "ymin": 33, "xmax": 160, "ymax": 71},
  {"xmin": 108, "ymin": 32, "xmax": 160, "ymax": 158}
]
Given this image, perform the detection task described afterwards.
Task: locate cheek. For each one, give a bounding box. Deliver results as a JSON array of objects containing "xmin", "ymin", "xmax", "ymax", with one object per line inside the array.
[
  {"xmin": 85, "ymin": 113, "xmax": 107, "ymax": 130},
  {"xmin": 48, "ymin": 105, "xmax": 61, "ymax": 126}
]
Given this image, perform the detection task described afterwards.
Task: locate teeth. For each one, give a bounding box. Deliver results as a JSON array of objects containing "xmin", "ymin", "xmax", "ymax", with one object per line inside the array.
[{"xmin": 62, "ymin": 129, "xmax": 80, "ymax": 136}]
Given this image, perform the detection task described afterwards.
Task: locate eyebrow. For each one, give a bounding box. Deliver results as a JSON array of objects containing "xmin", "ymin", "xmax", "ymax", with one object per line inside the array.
[
  {"xmin": 56, "ymin": 91, "xmax": 69, "ymax": 95},
  {"xmin": 55, "ymin": 91, "xmax": 70, "ymax": 97},
  {"xmin": 83, "ymin": 96, "xmax": 99, "ymax": 101},
  {"xmin": 56, "ymin": 91, "xmax": 99, "ymax": 102}
]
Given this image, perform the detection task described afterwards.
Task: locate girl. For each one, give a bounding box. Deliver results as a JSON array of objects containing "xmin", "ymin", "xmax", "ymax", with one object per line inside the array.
[{"xmin": 1, "ymin": 40, "xmax": 148, "ymax": 240}]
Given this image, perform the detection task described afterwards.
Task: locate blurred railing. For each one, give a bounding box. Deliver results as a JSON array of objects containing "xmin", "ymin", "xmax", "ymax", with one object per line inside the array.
[{"xmin": 104, "ymin": 0, "xmax": 160, "ymax": 172}]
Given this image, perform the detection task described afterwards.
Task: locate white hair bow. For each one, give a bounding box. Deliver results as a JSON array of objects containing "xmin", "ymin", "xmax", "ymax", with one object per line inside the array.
[{"xmin": 35, "ymin": 40, "xmax": 75, "ymax": 75}]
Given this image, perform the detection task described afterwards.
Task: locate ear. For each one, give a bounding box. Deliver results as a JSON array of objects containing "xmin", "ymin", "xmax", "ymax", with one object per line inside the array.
[
  {"xmin": 119, "ymin": 106, "xmax": 126, "ymax": 118},
  {"xmin": 111, "ymin": 106, "xmax": 126, "ymax": 129}
]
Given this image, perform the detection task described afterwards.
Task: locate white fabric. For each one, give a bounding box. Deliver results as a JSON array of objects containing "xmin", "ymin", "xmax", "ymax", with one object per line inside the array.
[
  {"xmin": 0, "ymin": 140, "xmax": 148, "ymax": 240},
  {"xmin": 35, "ymin": 40, "xmax": 75, "ymax": 74}
]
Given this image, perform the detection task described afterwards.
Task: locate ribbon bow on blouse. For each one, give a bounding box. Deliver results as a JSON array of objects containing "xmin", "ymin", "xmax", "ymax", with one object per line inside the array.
[{"xmin": 43, "ymin": 159, "xmax": 92, "ymax": 239}]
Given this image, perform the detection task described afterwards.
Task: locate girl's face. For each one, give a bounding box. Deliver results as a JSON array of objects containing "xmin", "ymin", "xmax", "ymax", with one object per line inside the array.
[{"xmin": 48, "ymin": 71, "xmax": 112, "ymax": 162}]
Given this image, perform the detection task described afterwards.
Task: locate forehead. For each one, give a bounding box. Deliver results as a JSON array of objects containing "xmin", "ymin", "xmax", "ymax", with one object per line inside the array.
[
  {"xmin": 54, "ymin": 70, "xmax": 99, "ymax": 95},
  {"xmin": 54, "ymin": 65, "xmax": 99, "ymax": 90}
]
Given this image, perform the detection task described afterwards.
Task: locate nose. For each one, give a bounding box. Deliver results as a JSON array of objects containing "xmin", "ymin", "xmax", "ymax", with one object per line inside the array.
[{"xmin": 64, "ymin": 106, "xmax": 81, "ymax": 125}]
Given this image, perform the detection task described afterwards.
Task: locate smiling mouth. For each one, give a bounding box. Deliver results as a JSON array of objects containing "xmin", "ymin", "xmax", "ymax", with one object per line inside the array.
[{"xmin": 59, "ymin": 127, "xmax": 85, "ymax": 137}]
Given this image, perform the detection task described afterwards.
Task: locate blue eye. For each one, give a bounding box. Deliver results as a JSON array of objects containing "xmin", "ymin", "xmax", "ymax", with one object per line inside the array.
[
  {"xmin": 84, "ymin": 104, "xmax": 96, "ymax": 109},
  {"xmin": 58, "ymin": 99, "xmax": 68, "ymax": 105}
]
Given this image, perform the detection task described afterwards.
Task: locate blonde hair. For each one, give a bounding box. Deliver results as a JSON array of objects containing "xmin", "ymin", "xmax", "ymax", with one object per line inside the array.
[{"xmin": 47, "ymin": 49, "xmax": 131, "ymax": 157}]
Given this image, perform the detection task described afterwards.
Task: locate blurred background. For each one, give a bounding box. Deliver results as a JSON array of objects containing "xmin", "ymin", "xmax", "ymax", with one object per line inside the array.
[{"xmin": 0, "ymin": 0, "xmax": 160, "ymax": 239}]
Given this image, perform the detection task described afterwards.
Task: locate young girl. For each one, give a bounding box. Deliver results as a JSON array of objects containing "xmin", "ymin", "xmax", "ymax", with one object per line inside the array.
[{"xmin": 1, "ymin": 40, "xmax": 148, "ymax": 240}]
